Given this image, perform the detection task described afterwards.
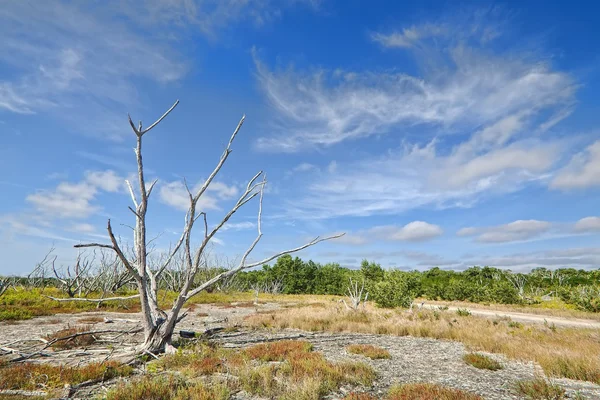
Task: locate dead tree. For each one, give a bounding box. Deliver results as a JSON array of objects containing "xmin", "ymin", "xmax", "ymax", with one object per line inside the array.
[
  {"xmin": 26, "ymin": 249, "xmax": 56, "ymax": 290},
  {"xmin": 341, "ymin": 278, "xmax": 368, "ymax": 311},
  {"xmin": 52, "ymin": 252, "xmax": 95, "ymax": 297},
  {"xmin": 0, "ymin": 277, "xmax": 15, "ymax": 297},
  {"xmin": 74, "ymin": 100, "xmax": 343, "ymax": 354},
  {"xmin": 507, "ymin": 272, "xmax": 527, "ymax": 299}
]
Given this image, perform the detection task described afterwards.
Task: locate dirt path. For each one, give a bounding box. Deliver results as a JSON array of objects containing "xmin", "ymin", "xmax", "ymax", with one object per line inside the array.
[{"xmin": 421, "ymin": 303, "xmax": 600, "ymax": 329}]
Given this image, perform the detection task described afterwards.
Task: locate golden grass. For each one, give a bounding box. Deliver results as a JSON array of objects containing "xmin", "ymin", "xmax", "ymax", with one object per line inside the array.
[
  {"xmin": 347, "ymin": 344, "xmax": 391, "ymax": 359},
  {"xmin": 387, "ymin": 383, "xmax": 484, "ymax": 400},
  {"xmin": 243, "ymin": 302, "xmax": 600, "ymax": 384},
  {"xmin": 463, "ymin": 353, "xmax": 503, "ymax": 371}
]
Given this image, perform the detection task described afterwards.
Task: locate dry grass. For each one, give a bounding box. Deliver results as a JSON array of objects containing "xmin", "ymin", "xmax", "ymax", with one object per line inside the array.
[
  {"xmin": 146, "ymin": 340, "xmax": 376, "ymax": 399},
  {"xmin": 347, "ymin": 344, "xmax": 391, "ymax": 359},
  {"xmin": 421, "ymin": 299, "xmax": 600, "ymax": 321},
  {"xmin": 244, "ymin": 302, "xmax": 600, "ymax": 384},
  {"xmin": 46, "ymin": 325, "xmax": 96, "ymax": 350},
  {"xmin": 387, "ymin": 383, "xmax": 484, "ymax": 400},
  {"xmin": 514, "ymin": 378, "xmax": 566, "ymax": 399},
  {"xmin": 463, "ymin": 353, "xmax": 503, "ymax": 371},
  {"xmin": 77, "ymin": 316, "xmax": 105, "ymax": 324},
  {"xmin": 0, "ymin": 361, "xmax": 132, "ymax": 392}
]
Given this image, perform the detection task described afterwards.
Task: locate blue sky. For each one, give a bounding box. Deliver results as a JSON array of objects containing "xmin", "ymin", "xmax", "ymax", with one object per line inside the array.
[{"xmin": 1, "ymin": 0, "xmax": 599, "ymax": 275}]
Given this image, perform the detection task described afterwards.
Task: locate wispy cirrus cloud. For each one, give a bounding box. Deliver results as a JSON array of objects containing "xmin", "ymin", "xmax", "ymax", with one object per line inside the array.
[
  {"xmin": 0, "ymin": 0, "xmax": 320, "ymax": 140},
  {"xmin": 255, "ymin": 11, "xmax": 579, "ymax": 219},
  {"xmin": 253, "ymin": 28, "xmax": 575, "ymax": 152}
]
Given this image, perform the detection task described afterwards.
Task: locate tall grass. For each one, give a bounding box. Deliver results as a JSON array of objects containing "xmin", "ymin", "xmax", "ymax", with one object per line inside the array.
[{"xmin": 244, "ymin": 303, "xmax": 600, "ymax": 384}]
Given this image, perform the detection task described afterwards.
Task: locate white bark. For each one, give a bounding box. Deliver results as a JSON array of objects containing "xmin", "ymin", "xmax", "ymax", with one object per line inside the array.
[{"xmin": 74, "ymin": 100, "xmax": 344, "ymax": 354}]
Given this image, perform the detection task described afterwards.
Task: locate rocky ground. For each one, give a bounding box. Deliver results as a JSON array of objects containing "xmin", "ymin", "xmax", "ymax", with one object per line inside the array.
[{"xmin": 1, "ymin": 301, "xmax": 599, "ymax": 399}]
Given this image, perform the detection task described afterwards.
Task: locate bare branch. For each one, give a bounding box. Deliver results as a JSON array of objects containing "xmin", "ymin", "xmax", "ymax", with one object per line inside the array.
[
  {"xmin": 146, "ymin": 178, "xmax": 159, "ymax": 198},
  {"xmin": 192, "ymin": 115, "xmax": 245, "ymax": 203},
  {"xmin": 74, "ymin": 243, "xmax": 114, "ymax": 250},
  {"xmin": 125, "ymin": 179, "xmax": 138, "ymax": 208},
  {"xmin": 106, "ymin": 220, "xmax": 138, "ymax": 278},
  {"xmin": 139, "ymin": 100, "xmax": 179, "ymax": 135}
]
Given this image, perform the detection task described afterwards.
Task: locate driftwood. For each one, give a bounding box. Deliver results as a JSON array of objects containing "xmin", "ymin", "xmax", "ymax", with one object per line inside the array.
[
  {"xmin": 44, "ymin": 294, "xmax": 140, "ymax": 303},
  {"xmin": 0, "ymin": 389, "xmax": 48, "ymax": 397}
]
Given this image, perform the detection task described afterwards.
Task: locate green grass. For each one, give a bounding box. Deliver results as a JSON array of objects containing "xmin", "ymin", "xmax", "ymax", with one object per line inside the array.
[
  {"xmin": 515, "ymin": 378, "xmax": 566, "ymax": 400},
  {"xmin": 463, "ymin": 353, "xmax": 503, "ymax": 371}
]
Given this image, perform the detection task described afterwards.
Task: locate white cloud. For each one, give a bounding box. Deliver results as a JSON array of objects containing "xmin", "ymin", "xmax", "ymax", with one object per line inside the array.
[
  {"xmin": 158, "ymin": 180, "xmax": 238, "ymax": 212},
  {"xmin": 458, "ymin": 220, "xmax": 552, "ymax": 243},
  {"xmin": 84, "ymin": 170, "xmax": 124, "ymax": 193},
  {"xmin": 550, "ymin": 140, "xmax": 600, "ymax": 190},
  {"xmin": 457, "ymin": 217, "xmax": 600, "ymax": 243},
  {"xmin": 220, "ymin": 221, "xmax": 257, "ymax": 232},
  {"xmin": 25, "ymin": 170, "xmax": 124, "ymax": 219},
  {"xmin": 332, "ymin": 221, "xmax": 443, "ymax": 245},
  {"xmin": 573, "ymin": 216, "xmax": 600, "ymax": 233},
  {"xmin": 369, "ymin": 221, "xmax": 444, "ymax": 242},
  {"xmin": 281, "ymin": 131, "xmax": 564, "ymax": 219}
]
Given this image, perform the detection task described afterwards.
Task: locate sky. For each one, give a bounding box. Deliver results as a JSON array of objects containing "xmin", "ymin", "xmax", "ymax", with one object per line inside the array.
[{"xmin": 1, "ymin": 0, "xmax": 600, "ymax": 275}]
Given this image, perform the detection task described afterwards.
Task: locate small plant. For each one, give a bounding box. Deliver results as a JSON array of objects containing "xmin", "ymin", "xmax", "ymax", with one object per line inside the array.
[
  {"xmin": 515, "ymin": 378, "xmax": 566, "ymax": 399},
  {"xmin": 347, "ymin": 344, "xmax": 391, "ymax": 359},
  {"xmin": 508, "ymin": 321, "xmax": 524, "ymax": 329},
  {"xmin": 463, "ymin": 353, "xmax": 503, "ymax": 371},
  {"xmin": 456, "ymin": 308, "xmax": 471, "ymax": 317},
  {"xmin": 437, "ymin": 305, "xmax": 450, "ymax": 311},
  {"xmin": 388, "ymin": 383, "xmax": 484, "ymax": 400}
]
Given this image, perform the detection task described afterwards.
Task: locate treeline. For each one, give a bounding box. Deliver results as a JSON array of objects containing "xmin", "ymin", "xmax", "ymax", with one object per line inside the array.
[{"xmin": 234, "ymin": 255, "xmax": 600, "ymax": 312}]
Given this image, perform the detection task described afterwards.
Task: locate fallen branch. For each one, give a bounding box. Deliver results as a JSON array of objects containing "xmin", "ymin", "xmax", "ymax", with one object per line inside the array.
[
  {"xmin": 9, "ymin": 328, "xmax": 142, "ymax": 363},
  {"xmin": 0, "ymin": 389, "xmax": 47, "ymax": 397},
  {"xmin": 44, "ymin": 294, "xmax": 140, "ymax": 303}
]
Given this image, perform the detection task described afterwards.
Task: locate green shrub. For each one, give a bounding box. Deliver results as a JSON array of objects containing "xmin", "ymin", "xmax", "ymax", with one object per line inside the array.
[{"xmin": 371, "ymin": 270, "xmax": 418, "ymax": 308}]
